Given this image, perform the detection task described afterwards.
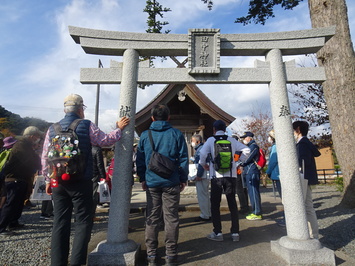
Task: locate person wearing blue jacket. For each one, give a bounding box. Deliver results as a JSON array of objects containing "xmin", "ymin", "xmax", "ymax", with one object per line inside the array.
[
  {"xmin": 265, "ymin": 130, "xmax": 281, "ymax": 198},
  {"xmin": 136, "ymin": 104, "xmax": 188, "ymax": 266},
  {"xmin": 240, "ymin": 131, "xmax": 262, "ymax": 220}
]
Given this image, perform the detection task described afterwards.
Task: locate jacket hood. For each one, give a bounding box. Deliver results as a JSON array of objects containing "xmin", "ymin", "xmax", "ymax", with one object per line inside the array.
[{"xmin": 149, "ymin": 121, "xmax": 172, "ymax": 132}]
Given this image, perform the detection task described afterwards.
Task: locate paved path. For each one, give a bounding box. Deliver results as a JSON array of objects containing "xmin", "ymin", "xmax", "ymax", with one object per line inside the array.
[{"xmin": 88, "ymin": 184, "xmax": 355, "ymax": 265}]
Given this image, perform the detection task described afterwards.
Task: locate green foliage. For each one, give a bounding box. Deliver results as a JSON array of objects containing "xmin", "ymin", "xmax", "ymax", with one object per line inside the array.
[
  {"xmin": 201, "ymin": 0, "xmax": 213, "ymax": 10},
  {"xmin": 335, "ymin": 176, "xmax": 344, "ymax": 192},
  {"xmin": 143, "ymin": 0, "xmax": 171, "ymax": 34},
  {"xmin": 0, "ymin": 105, "xmax": 51, "ymax": 136},
  {"xmin": 201, "ymin": 0, "xmax": 303, "ymax": 25},
  {"xmin": 142, "ymin": 0, "xmax": 172, "ymax": 81}
]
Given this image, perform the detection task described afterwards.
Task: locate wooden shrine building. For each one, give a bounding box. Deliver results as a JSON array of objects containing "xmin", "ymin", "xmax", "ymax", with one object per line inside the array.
[{"xmin": 135, "ymin": 83, "xmax": 235, "ymax": 146}]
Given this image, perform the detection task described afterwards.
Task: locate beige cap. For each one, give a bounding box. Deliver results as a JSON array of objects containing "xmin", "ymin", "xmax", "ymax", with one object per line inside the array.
[
  {"xmin": 23, "ymin": 126, "xmax": 44, "ymax": 137},
  {"xmin": 269, "ymin": 129, "xmax": 275, "ymax": 140},
  {"xmin": 64, "ymin": 94, "xmax": 84, "ymax": 107}
]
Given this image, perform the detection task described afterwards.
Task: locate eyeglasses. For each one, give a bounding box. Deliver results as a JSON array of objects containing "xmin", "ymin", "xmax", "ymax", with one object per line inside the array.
[{"xmin": 82, "ymin": 105, "xmax": 87, "ymax": 111}]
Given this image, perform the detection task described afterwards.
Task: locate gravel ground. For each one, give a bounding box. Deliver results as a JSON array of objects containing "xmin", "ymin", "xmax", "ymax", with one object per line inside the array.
[{"xmin": 0, "ymin": 184, "xmax": 354, "ymax": 265}]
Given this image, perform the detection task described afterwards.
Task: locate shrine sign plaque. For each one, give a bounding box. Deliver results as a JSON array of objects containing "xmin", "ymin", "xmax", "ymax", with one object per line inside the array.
[{"xmin": 188, "ymin": 28, "xmax": 220, "ymax": 74}]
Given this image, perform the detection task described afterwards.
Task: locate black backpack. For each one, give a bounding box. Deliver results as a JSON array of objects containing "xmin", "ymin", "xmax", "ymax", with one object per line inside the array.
[{"xmin": 47, "ymin": 119, "xmax": 85, "ymax": 182}]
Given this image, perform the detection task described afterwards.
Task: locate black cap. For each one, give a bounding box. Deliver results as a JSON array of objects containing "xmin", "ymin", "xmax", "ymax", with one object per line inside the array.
[
  {"xmin": 213, "ymin": 120, "xmax": 226, "ymax": 131},
  {"xmin": 240, "ymin": 131, "xmax": 254, "ymax": 138}
]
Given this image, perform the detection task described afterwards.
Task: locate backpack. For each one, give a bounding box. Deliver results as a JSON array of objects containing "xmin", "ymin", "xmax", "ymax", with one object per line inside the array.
[
  {"xmin": 254, "ymin": 148, "xmax": 266, "ymax": 170},
  {"xmin": 213, "ymin": 135, "xmax": 233, "ymax": 174},
  {"xmin": 0, "ymin": 149, "xmax": 11, "ymax": 180},
  {"xmin": 147, "ymin": 130, "xmax": 176, "ymax": 179},
  {"xmin": 47, "ymin": 119, "xmax": 85, "ymax": 182}
]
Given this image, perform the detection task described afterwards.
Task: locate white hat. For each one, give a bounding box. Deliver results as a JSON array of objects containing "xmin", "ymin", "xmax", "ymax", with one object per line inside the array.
[{"xmin": 64, "ymin": 94, "xmax": 84, "ymax": 107}]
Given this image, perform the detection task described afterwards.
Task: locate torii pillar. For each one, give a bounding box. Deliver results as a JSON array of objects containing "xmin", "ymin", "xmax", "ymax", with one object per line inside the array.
[
  {"xmin": 69, "ymin": 26, "xmax": 336, "ymax": 265},
  {"xmin": 90, "ymin": 49, "xmax": 140, "ymax": 265}
]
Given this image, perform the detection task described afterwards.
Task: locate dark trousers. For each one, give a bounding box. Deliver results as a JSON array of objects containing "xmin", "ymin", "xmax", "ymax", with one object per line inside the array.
[
  {"xmin": 0, "ymin": 180, "xmax": 27, "ymax": 232},
  {"xmin": 210, "ymin": 177, "xmax": 239, "ymax": 234},
  {"xmin": 92, "ymin": 181, "xmax": 99, "ymax": 217},
  {"xmin": 51, "ymin": 179, "xmax": 93, "ymax": 266},
  {"xmin": 145, "ymin": 185, "xmax": 180, "ymax": 258},
  {"xmin": 41, "ymin": 200, "xmax": 53, "ymax": 216},
  {"xmin": 235, "ymin": 174, "xmax": 248, "ymax": 210},
  {"xmin": 272, "ymin": 180, "xmax": 282, "ymax": 199}
]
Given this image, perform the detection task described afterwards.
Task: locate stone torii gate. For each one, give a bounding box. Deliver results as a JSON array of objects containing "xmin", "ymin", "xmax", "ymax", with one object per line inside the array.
[{"xmin": 69, "ymin": 26, "xmax": 335, "ymax": 265}]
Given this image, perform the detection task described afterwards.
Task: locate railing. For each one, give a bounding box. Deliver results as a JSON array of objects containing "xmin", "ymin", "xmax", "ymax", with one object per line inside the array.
[{"xmin": 317, "ymin": 168, "xmax": 342, "ymax": 184}]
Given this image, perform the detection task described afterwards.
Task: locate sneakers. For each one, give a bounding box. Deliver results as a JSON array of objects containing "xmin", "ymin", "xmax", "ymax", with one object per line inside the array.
[
  {"xmin": 206, "ymin": 232, "xmax": 224, "ymax": 241},
  {"xmin": 246, "ymin": 213, "xmax": 262, "ymax": 220},
  {"xmin": 231, "ymin": 233, "xmax": 240, "ymax": 242}
]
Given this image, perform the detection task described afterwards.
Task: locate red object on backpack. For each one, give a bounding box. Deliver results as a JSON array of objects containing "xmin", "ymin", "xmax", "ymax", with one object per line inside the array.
[
  {"xmin": 61, "ymin": 173, "xmax": 71, "ymax": 181},
  {"xmin": 256, "ymin": 148, "xmax": 266, "ymax": 169}
]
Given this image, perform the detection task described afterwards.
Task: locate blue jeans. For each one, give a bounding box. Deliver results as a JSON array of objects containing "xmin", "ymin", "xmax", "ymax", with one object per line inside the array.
[
  {"xmin": 245, "ymin": 173, "xmax": 262, "ymax": 215},
  {"xmin": 145, "ymin": 185, "xmax": 180, "ymax": 258}
]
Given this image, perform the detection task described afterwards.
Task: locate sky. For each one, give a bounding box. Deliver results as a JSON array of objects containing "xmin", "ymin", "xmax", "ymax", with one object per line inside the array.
[{"xmin": 1, "ymin": 0, "xmax": 354, "ymax": 133}]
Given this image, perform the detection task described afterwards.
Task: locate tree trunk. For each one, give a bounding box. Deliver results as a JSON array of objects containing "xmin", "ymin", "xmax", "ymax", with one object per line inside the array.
[{"xmin": 308, "ymin": 0, "xmax": 355, "ymax": 208}]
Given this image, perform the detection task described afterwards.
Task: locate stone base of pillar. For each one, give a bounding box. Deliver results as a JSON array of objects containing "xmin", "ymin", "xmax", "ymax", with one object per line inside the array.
[
  {"xmin": 271, "ymin": 236, "xmax": 335, "ymax": 265},
  {"xmin": 88, "ymin": 239, "xmax": 140, "ymax": 266}
]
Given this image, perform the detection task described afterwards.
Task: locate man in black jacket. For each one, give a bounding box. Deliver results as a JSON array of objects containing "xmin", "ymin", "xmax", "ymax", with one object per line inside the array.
[{"xmin": 293, "ymin": 120, "xmax": 321, "ymax": 239}]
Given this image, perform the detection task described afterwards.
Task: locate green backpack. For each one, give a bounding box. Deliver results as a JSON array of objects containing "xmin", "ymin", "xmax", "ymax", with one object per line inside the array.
[{"xmin": 213, "ymin": 135, "xmax": 233, "ymax": 174}]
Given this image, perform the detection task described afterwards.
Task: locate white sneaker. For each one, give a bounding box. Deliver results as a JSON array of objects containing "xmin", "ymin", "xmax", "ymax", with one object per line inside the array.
[
  {"xmin": 231, "ymin": 233, "xmax": 240, "ymax": 242},
  {"xmin": 207, "ymin": 232, "xmax": 223, "ymax": 241}
]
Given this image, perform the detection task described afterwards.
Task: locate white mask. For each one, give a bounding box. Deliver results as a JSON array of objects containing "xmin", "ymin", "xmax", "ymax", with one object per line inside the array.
[
  {"xmin": 268, "ymin": 136, "xmax": 273, "ymax": 144},
  {"xmin": 191, "ymin": 142, "xmax": 196, "ymax": 148},
  {"xmin": 243, "ymin": 139, "xmax": 249, "ymax": 145}
]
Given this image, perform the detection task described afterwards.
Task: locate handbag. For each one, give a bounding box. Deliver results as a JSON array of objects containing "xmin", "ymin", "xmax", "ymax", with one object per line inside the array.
[
  {"xmin": 148, "ymin": 130, "xmax": 176, "ymax": 179},
  {"xmin": 31, "ymin": 176, "xmax": 51, "ymax": 201},
  {"xmin": 99, "ymin": 181, "xmax": 111, "ymax": 203}
]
